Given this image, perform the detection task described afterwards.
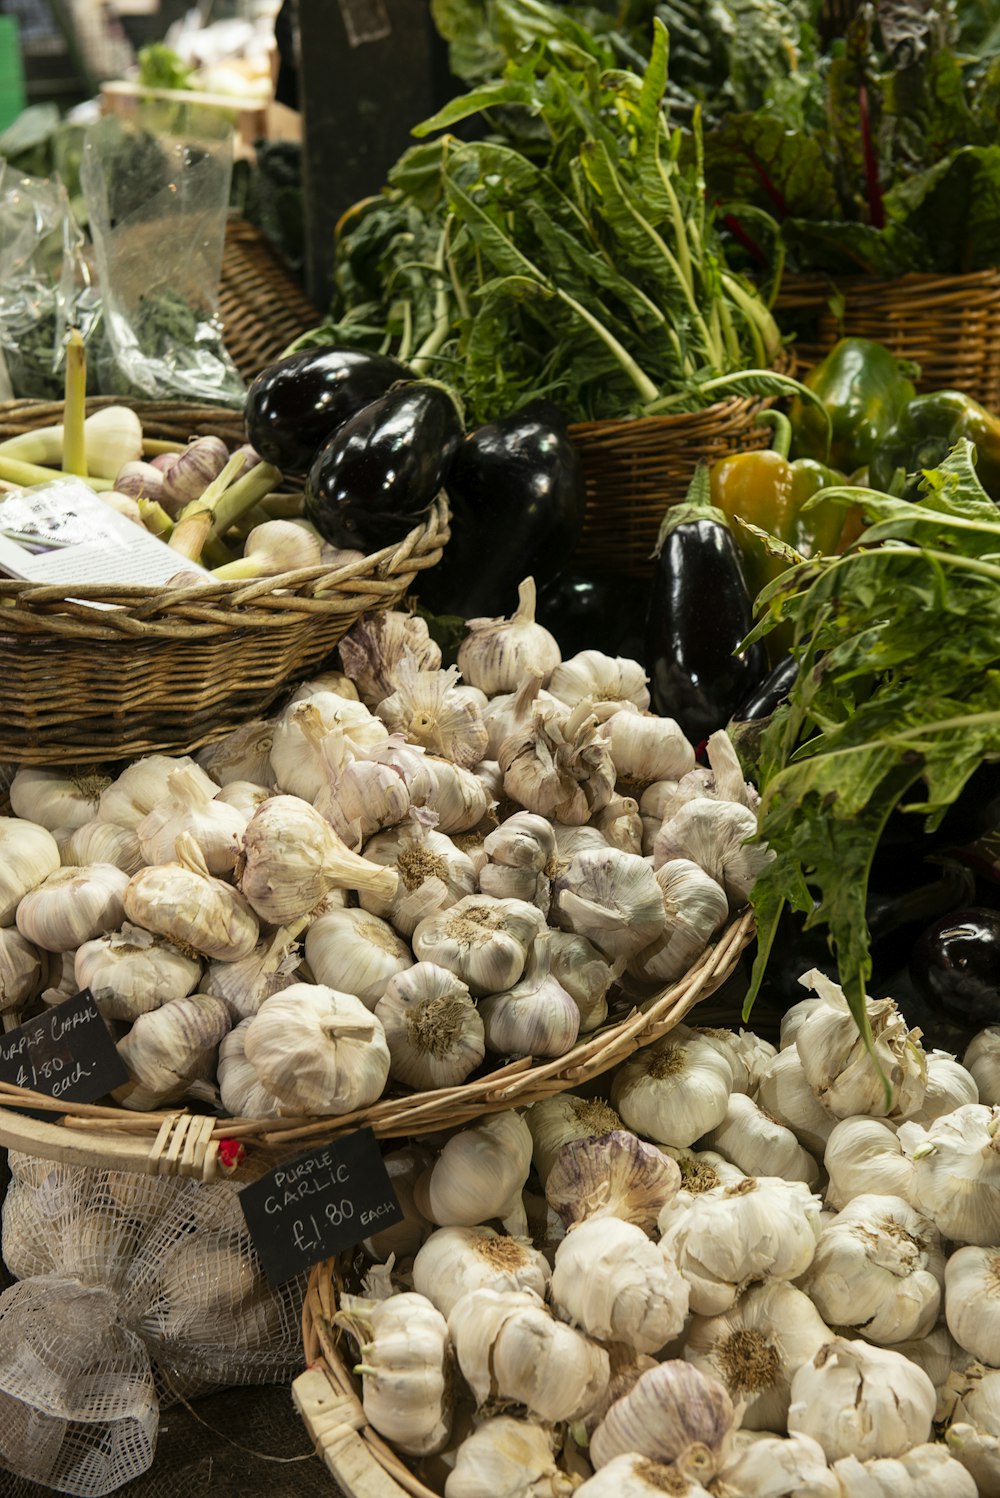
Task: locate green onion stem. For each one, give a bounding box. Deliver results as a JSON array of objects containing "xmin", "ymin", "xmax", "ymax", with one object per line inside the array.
[
  {"xmin": 0, "ymin": 455, "xmax": 112, "ymax": 491},
  {"xmin": 169, "ymin": 457, "xmax": 282, "ymax": 561}
]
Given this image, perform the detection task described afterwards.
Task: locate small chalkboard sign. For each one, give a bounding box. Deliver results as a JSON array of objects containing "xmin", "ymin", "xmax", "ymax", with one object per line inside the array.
[
  {"xmin": 0, "ymin": 989, "xmax": 129, "ymax": 1104},
  {"xmin": 239, "ymin": 1128, "xmax": 403, "ymax": 1285}
]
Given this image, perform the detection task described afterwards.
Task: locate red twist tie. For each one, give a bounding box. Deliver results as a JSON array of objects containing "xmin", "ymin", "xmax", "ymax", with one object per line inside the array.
[{"xmin": 218, "ymin": 1138, "xmax": 245, "ymax": 1172}]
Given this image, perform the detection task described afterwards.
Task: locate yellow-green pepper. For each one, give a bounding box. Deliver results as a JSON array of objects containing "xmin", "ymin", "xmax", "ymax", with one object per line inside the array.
[{"xmin": 789, "ymin": 337, "xmax": 919, "ymax": 474}]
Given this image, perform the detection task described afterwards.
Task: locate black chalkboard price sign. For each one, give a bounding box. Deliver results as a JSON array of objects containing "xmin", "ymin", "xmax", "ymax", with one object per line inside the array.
[
  {"xmin": 0, "ymin": 989, "xmax": 129, "ymax": 1104},
  {"xmin": 239, "ymin": 1127, "xmax": 403, "ymax": 1285}
]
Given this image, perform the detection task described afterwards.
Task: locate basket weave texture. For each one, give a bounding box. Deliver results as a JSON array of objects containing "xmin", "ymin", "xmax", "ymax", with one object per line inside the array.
[
  {"xmin": 0, "ymin": 397, "xmax": 448, "ymax": 765},
  {"xmin": 775, "ymin": 269, "xmax": 1000, "ymax": 409},
  {"xmin": 219, "ymin": 217, "xmax": 318, "ymax": 381}
]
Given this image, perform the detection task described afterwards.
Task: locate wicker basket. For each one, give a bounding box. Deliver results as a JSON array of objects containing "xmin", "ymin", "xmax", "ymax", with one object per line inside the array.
[
  {"xmin": 0, "ymin": 397, "xmax": 448, "ymax": 764},
  {"xmin": 219, "ymin": 217, "xmax": 318, "ymax": 381},
  {"xmin": 0, "ymin": 910, "xmax": 754, "ymax": 1182},
  {"xmin": 775, "ymin": 269, "xmax": 1000, "ymax": 410}
]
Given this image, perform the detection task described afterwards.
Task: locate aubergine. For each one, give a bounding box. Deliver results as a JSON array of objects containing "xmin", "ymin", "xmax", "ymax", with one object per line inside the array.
[
  {"xmin": 535, "ymin": 569, "xmax": 646, "ymax": 660},
  {"xmin": 417, "ymin": 403, "xmax": 584, "ymax": 619},
  {"xmin": 305, "ymin": 383, "xmax": 463, "ymax": 553},
  {"xmin": 910, "ymin": 906, "xmax": 1000, "ymax": 1026},
  {"xmin": 245, "ymin": 346, "xmax": 413, "ymax": 475}
]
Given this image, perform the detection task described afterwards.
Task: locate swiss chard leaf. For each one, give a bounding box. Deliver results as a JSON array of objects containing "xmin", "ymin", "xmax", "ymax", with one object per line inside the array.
[{"xmin": 702, "ymin": 111, "xmax": 840, "ymax": 220}]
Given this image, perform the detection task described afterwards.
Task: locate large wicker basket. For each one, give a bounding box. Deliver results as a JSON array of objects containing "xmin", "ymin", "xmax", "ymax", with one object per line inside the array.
[
  {"xmin": 0, "ymin": 397, "xmax": 448, "ymax": 764},
  {"xmin": 775, "ymin": 268, "xmax": 1000, "ymax": 409},
  {"xmin": 219, "ymin": 217, "xmax": 318, "ymax": 381}
]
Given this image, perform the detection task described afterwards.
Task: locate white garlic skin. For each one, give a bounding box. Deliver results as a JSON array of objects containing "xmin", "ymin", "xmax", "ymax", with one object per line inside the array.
[
  {"xmin": 0, "ymin": 927, "xmax": 43, "ymax": 1013},
  {"xmin": 60, "ymin": 818, "xmax": 144, "ymax": 877},
  {"xmin": 755, "ymin": 1046, "xmax": 837, "ymax": 1158},
  {"xmin": 787, "ymin": 1336, "xmax": 936, "ymax": 1462},
  {"xmin": 217, "ymin": 1017, "xmax": 285, "ymax": 1118},
  {"xmin": 196, "ymin": 718, "xmax": 278, "ymax": 788},
  {"xmin": 610, "ymin": 1025, "xmax": 734, "ymax": 1148},
  {"xmin": 794, "ymin": 969, "xmax": 928, "ymax": 1120},
  {"xmin": 375, "ymin": 962, "xmax": 485, "ymax": 1090},
  {"xmin": 136, "ymin": 764, "xmax": 247, "ymax": 875},
  {"xmin": 704, "ymin": 1091, "xmax": 820, "ymax": 1186},
  {"xmin": 525, "ymin": 1093, "xmax": 623, "ymax": 1187},
  {"xmin": 16, "ymin": 863, "xmax": 130, "ymax": 952},
  {"xmin": 653, "ymin": 796, "xmax": 771, "ymax": 906},
  {"xmin": 576, "ymin": 1454, "xmax": 712, "ymax": 1498},
  {"xmin": 546, "ymin": 930, "xmax": 617, "ymax": 1032},
  {"xmin": 124, "ymin": 851, "xmax": 259, "ymax": 962},
  {"xmin": 117, "ymin": 992, "xmax": 231, "ymax": 1110},
  {"xmin": 338, "ymin": 608, "xmax": 442, "ymax": 708},
  {"xmin": 359, "ymin": 821, "xmax": 477, "ymax": 938},
  {"xmin": 456, "ymin": 577, "xmax": 561, "ymax": 695},
  {"xmin": 548, "ymin": 649, "xmax": 650, "ymax": 711},
  {"xmin": 412, "ymin": 894, "xmax": 545, "ymax": 998},
  {"xmin": 552, "ymin": 846, "xmax": 666, "ymax": 961},
  {"xmin": 966, "ymin": 1026, "xmax": 1000, "ymax": 1106},
  {"xmin": 75, "ymin": 925, "xmax": 202, "ymax": 1021},
  {"xmin": 607, "ymin": 711, "xmax": 695, "ymax": 785},
  {"xmin": 357, "ymin": 1292, "xmax": 452, "ymax": 1457},
  {"xmin": 417, "ymin": 1109, "xmax": 533, "ymax": 1238},
  {"xmin": 945, "ymin": 1245, "xmax": 1000, "ymax": 1366},
  {"xmin": 898, "ymin": 1103, "xmax": 1000, "ymax": 1245},
  {"xmin": 10, "ymin": 766, "xmax": 111, "ymax": 831},
  {"xmin": 412, "ymin": 1225, "xmax": 551, "ymax": 1317},
  {"xmin": 0, "ymin": 817, "xmax": 61, "ymax": 924},
  {"xmin": 244, "ymin": 983, "xmax": 389, "ymax": 1115},
  {"xmin": 590, "ymin": 1358, "xmax": 736, "ymax": 1478},
  {"xmin": 551, "ymin": 1216, "xmax": 689, "ymax": 1353},
  {"xmin": 478, "ymin": 936, "xmax": 580, "ymax": 1059},
  {"xmin": 943, "ymin": 1361, "xmax": 1000, "ymax": 1496},
  {"xmin": 240, "ymin": 794, "xmax": 398, "ymax": 924},
  {"xmin": 823, "ymin": 1116, "xmax": 914, "ymax": 1209},
  {"xmin": 98, "ymin": 754, "xmax": 218, "ymax": 828},
  {"xmin": 444, "ymin": 1417, "xmax": 577, "ymax": 1498},
  {"xmin": 715, "ymin": 1431, "xmax": 840, "ymax": 1498},
  {"xmin": 304, "ymin": 906, "xmax": 413, "ymax": 1010},
  {"xmin": 545, "ymin": 1128, "xmax": 680, "ymax": 1236},
  {"xmin": 831, "ymin": 1444, "xmax": 978, "ymax": 1498},
  {"xmin": 363, "ymin": 1145, "xmax": 434, "ymax": 1263},
  {"xmin": 269, "ymin": 692, "xmax": 387, "ymax": 802},
  {"xmin": 899, "ymin": 1049, "xmax": 978, "ymax": 1124}
]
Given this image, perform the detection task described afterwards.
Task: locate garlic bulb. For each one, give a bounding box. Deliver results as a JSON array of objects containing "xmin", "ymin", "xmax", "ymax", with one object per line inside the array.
[
  {"xmin": 607, "ymin": 712, "xmax": 695, "ymax": 787},
  {"xmin": 0, "ymin": 928, "xmax": 43, "ymax": 1013},
  {"xmin": 415, "ymin": 1109, "xmax": 533, "ymax": 1238},
  {"xmin": 483, "ymin": 677, "xmax": 563, "ymax": 760},
  {"xmin": 215, "ymin": 780, "xmax": 272, "ymax": 819},
  {"xmin": 755, "ymin": 1047, "xmax": 837, "ymax": 1158},
  {"xmin": 943, "ymin": 1362, "xmax": 1000, "ymax": 1496},
  {"xmin": 305, "ymin": 906, "xmax": 412, "ymax": 1010},
  {"xmin": 802, "ymin": 1193, "xmax": 943, "ymax": 1344},
  {"xmin": 546, "ymin": 1129, "xmax": 680, "ymax": 1234},
  {"xmin": 244, "ymin": 984, "xmax": 389, "ymax": 1115},
  {"xmin": 137, "ymin": 763, "xmax": 247, "ymax": 875},
  {"xmin": 376, "ymin": 661, "xmax": 488, "ymax": 768},
  {"xmin": 289, "ymin": 670, "xmax": 360, "ymax": 704},
  {"xmin": 550, "ymin": 821, "xmax": 609, "ymax": 863},
  {"xmin": 525, "ymin": 1094, "xmax": 623, "ymax": 1187},
  {"xmin": 364, "ymin": 1145, "xmax": 434, "ymax": 1262},
  {"xmin": 552, "ymin": 846, "xmax": 665, "ymax": 961},
  {"xmin": 338, "ymin": 609, "xmax": 443, "ymax": 708},
  {"xmin": 269, "ymin": 693, "xmax": 387, "ymax": 802},
  {"xmin": 823, "ymin": 1117, "xmax": 915, "ymax": 1210},
  {"xmin": 658, "ymin": 1176, "xmax": 823, "ymax": 1316},
  {"xmin": 897, "ymin": 1103, "xmax": 1000, "ymax": 1245},
  {"xmin": 966, "ymin": 1026, "xmax": 1000, "ymax": 1106},
  {"xmin": 217, "ymin": 1018, "xmax": 285, "ymax": 1117},
  {"xmin": 98, "ymin": 754, "xmax": 217, "ymax": 828},
  {"xmin": 344, "ymin": 1291, "xmax": 452, "ymax": 1456},
  {"xmin": 10, "ymin": 766, "xmax": 112, "ymax": 831},
  {"xmin": 413, "ymin": 1226, "xmax": 551, "ymax": 1317},
  {"xmin": 196, "ymin": 720, "xmax": 278, "ymax": 788},
  {"xmin": 685, "ymin": 1280, "xmax": 832, "ymax": 1433},
  {"xmin": 547, "ymin": 930, "xmax": 618, "ymax": 1032},
  {"xmin": 831, "ymin": 1445, "xmax": 978, "ymax": 1498},
  {"xmin": 375, "ymin": 963, "xmax": 484, "ymax": 1089},
  {"xmin": 551, "ymin": 1216, "xmax": 689, "ymax": 1353},
  {"xmin": 423, "ymin": 756, "xmax": 495, "ymax": 834},
  {"xmin": 312, "ymin": 733, "xmax": 413, "ymax": 849},
  {"xmin": 483, "ymin": 811, "xmax": 556, "ymax": 873},
  {"xmin": 500, "ymin": 699, "xmax": 616, "ymax": 825},
  {"xmin": 591, "ymin": 793, "xmax": 643, "ymax": 856},
  {"xmin": 610, "ymin": 1026, "xmax": 734, "ymax": 1148},
  {"xmin": 359, "ymin": 818, "xmax": 477, "ymax": 938},
  {"xmin": 60, "ymin": 818, "xmax": 143, "ymax": 877},
  {"xmin": 714, "ymin": 1432, "xmax": 840, "ymax": 1498},
  {"xmin": 945, "ymin": 1245, "xmax": 1000, "ymax": 1365},
  {"xmin": 16, "ymin": 863, "xmax": 129, "ymax": 952},
  {"xmin": 901, "ymin": 1049, "xmax": 978, "ymax": 1123},
  {"xmin": 893, "ymin": 1323, "xmax": 969, "ymax": 1411},
  {"xmin": 694, "ymin": 1027, "xmax": 774, "ymax": 1096},
  {"xmin": 201, "ymin": 920, "xmax": 305, "ymax": 1021},
  {"xmin": 125, "ymin": 836, "xmax": 259, "ymax": 961},
  {"xmin": 780, "ymin": 989, "xmax": 839, "ymax": 1051},
  {"xmin": 548, "ymin": 649, "xmax": 650, "ymax": 712},
  {"xmin": 39, "ymin": 949, "xmax": 79, "ymax": 1009},
  {"xmin": 444, "ymin": 1417, "xmax": 577, "ymax": 1498},
  {"xmin": 75, "ymin": 924, "xmax": 202, "ymax": 1021},
  {"xmin": 704, "ymin": 1093, "xmax": 819, "ymax": 1186},
  {"xmin": 590, "ymin": 1360, "xmax": 736, "ymax": 1481},
  {"xmin": 479, "ymin": 861, "xmax": 551, "ymax": 913},
  {"xmin": 240, "ymin": 795, "xmax": 398, "ymax": 923},
  {"xmin": 787, "ymin": 1337, "xmax": 936, "ymax": 1461},
  {"xmin": 794, "ymin": 971, "xmax": 927, "ymax": 1120},
  {"xmin": 479, "ymin": 935, "xmax": 580, "ymax": 1058},
  {"xmin": 448, "ymin": 1286, "xmax": 609, "ymax": 1423},
  {"xmin": 0, "ymin": 817, "xmax": 61, "ymax": 923},
  {"xmin": 576, "ymin": 1454, "xmax": 712, "ymax": 1498},
  {"xmin": 662, "ymin": 1148, "xmax": 747, "ymax": 1204},
  {"xmin": 117, "ymin": 992, "xmax": 231, "ymax": 1110},
  {"xmin": 412, "ymin": 894, "xmax": 545, "ymax": 997},
  {"xmin": 456, "ymin": 578, "xmax": 561, "ymax": 695},
  {"xmin": 627, "ymin": 860, "xmax": 729, "ymax": 988},
  {"xmin": 653, "ymin": 798, "xmax": 771, "ymax": 907}
]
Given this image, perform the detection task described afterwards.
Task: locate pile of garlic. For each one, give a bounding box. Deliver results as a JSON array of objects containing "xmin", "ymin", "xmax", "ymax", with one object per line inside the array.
[
  {"xmin": 0, "ymin": 582, "xmax": 767, "ymax": 1119},
  {"xmin": 329, "ymin": 978, "xmax": 1000, "ymax": 1498}
]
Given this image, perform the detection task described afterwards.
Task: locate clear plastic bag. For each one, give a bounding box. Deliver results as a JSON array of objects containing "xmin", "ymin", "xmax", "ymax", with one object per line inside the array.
[{"xmin": 80, "ymin": 104, "xmax": 244, "ymax": 407}]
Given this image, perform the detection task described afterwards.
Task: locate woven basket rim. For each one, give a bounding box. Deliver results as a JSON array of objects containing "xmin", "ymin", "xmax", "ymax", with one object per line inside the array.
[
  {"xmin": 776, "ymin": 266, "xmax": 1000, "ymax": 296},
  {"xmin": 566, "ymin": 351, "xmax": 796, "ymax": 436}
]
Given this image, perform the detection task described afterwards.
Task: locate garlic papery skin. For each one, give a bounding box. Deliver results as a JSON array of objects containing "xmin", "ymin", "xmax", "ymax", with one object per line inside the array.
[
  {"xmin": 290, "ymin": 669, "xmax": 360, "ymax": 704},
  {"xmin": 551, "ymin": 1216, "xmax": 689, "ymax": 1354},
  {"xmin": 590, "ymin": 1359, "xmax": 736, "ymax": 1480},
  {"xmin": 897, "ymin": 1103, "xmax": 1000, "ymax": 1245},
  {"xmin": 444, "ymin": 1417, "xmax": 577, "ymax": 1498},
  {"xmin": 196, "ymin": 719, "xmax": 278, "ymax": 788},
  {"xmin": 304, "ymin": 907, "xmax": 413, "ymax": 1010},
  {"xmin": 802, "ymin": 1193, "xmax": 944, "ymax": 1344},
  {"xmin": 610, "ymin": 1025, "xmax": 734, "ymax": 1148},
  {"xmin": 412, "ymin": 894, "xmax": 545, "ymax": 997},
  {"xmin": 375, "ymin": 963, "xmax": 484, "ymax": 1089},
  {"xmin": 376, "ymin": 661, "xmax": 488, "ymax": 768},
  {"xmin": 217, "ymin": 1018, "xmax": 285, "ymax": 1117},
  {"xmin": 576, "ymin": 1453, "xmax": 712, "ymax": 1498},
  {"xmin": 124, "ymin": 836, "xmax": 259, "ymax": 961},
  {"xmin": 713, "ymin": 1431, "xmax": 840, "ymax": 1498},
  {"xmin": 364, "ymin": 1145, "xmax": 434, "ymax": 1262},
  {"xmin": 704, "ymin": 1093, "xmax": 819, "ymax": 1186},
  {"xmin": 478, "ymin": 934, "xmax": 580, "ymax": 1059},
  {"xmin": 345, "ymin": 1291, "xmax": 452, "ymax": 1457},
  {"xmin": 525, "ymin": 1094, "xmax": 623, "ymax": 1187},
  {"xmin": 945, "ymin": 1245, "xmax": 1000, "ymax": 1365},
  {"xmin": 659, "ymin": 1149, "xmax": 747, "ymax": 1211},
  {"xmin": 483, "ymin": 811, "xmax": 556, "ymax": 873},
  {"xmin": 97, "ymin": 754, "xmax": 218, "ymax": 829},
  {"xmin": 338, "ymin": 609, "xmax": 443, "ymax": 708},
  {"xmin": 136, "ymin": 764, "xmax": 247, "ymax": 875},
  {"xmin": 892, "ymin": 1324, "xmax": 970, "ymax": 1415},
  {"xmin": 74, "ymin": 924, "xmax": 202, "ymax": 1021},
  {"xmin": 653, "ymin": 797, "xmax": 771, "ymax": 907},
  {"xmin": 0, "ymin": 928, "xmax": 43, "ymax": 1013},
  {"xmin": 545, "ymin": 1128, "xmax": 681, "ymax": 1234},
  {"xmin": 685, "ymin": 1280, "xmax": 832, "ymax": 1434},
  {"xmin": 479, "ymin": 861, "xmax": 551, "ymax": 914},
  {"xmin": 831, "ymin": 1445, "xmax": 978, "ymax": 1498},
  {"xmin": 754, "ymin": 1047, "xmax": 837, "ymax": 1158},
  {"xmin": 899, "ymin": 1049, "xmax": 978, "ymax": 1123},
  {"xmin": 500, "ymin": 696, "xmax": 617, "ymax": 826},
  {"xmin": 0, "ymin": 817, "xmax": 61, "ymax": 923},
  {"xmin": 966, "ymin": 1027, "xmax": 1000, "ymax": 1105},
  {"xmin": 240, "ymin": 795, "xmax": 398, "ymax": 923},
  {"xmin": 10, "ymin": 766, "xmax": 112, "ymax": 831},
  {"xmin": 269, "ymin": 693, "xmax": 388, "ymax": 802},
  {"xmin": 422, "ymin": 756, "xmax": 494, "ymax": 835},
  {"xmin": 550, "ymin": 821, "xmax": 609, "ymax": 864},
  {"xmin": 548, "ymin": 649, "xmax": 650, "ymax": 712},
  {"xmin": 416, "ymin": 1110, "xmax": 533, "ymax": 1238},
  {"xmin": 412, "ymin": 1226, "xmax": 551, "ymax": 1317},
  {"xmin": 201, "ymin": 920, "xmax": 306, "ymax": 1021},
  {"xmin": 696, "ymin": 1027, "xmax": 775, "ymax": 1096},
  {"xmin": 312, "ymin": 734, "xmax": 413, "ymax": 850},
  {"xmin": 657, "ymin": 1176, "xmax": 823, "ymax": 1316},
  {"xmin": 483, "ymin": 677, "xmax": 563, "ymax": 760},
  {"xmin": 943, "ymin": 1362, "xmax": 1000, "ymax": 1496},
  {"xmin": 552, "ymin": 846, "xmax": 665, "ymax": 961},
  {"xmin": 607, "ymin": 712, "xmax": 695, "ymax": 788},
  {"xmin": 244, "ymin": 983, "xmax": 389, "ymax": 1115},
  {"xmin": 627, "ymin": 860, "xmax": 729, "ymax": 988},
  {"xmin": 358, "ymin": 819, "xmax": 477, "ymax": 938},
  {"xmin": 214, "ymin": 780, "xmax": 272, "ymax": 819},
  {"xmin": 547, "ymin": 930, "xmax": 618, "ymax": 1032},
  {"xmin": 16, "ymin": 863, "xmax": 129, "ymax": 952},
  {"xmin": 787, "ymin": 1337, "xmax": 936, "ymax": 1461},
  {"xmin": 448, "ymin": 1286, "xmax": 609, "ymax": 1423},
  {"xmin": 822, "ymin": 1117, "xmax": 915, "ymax": 1209},
  {"xmin": 117, "ymin": 992, "xmax": 231, "ymax": 1110},
  {"xmin": 794, "ymin": 971, "xmax": 927, "ymax": 1120},
  {"xmin": 60, "ymin": 819, "xmax": 144, "ymax": 877},
  {"xmin": 591, "ymin": 794, "xmax": 643, "ymax": 857},
  {"xmin": 456, "ymin": 577, "xmax": 561, "ymax": 695}
]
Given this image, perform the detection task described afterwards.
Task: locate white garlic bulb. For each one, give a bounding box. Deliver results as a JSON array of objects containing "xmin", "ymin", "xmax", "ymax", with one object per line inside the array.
[
  {"xmin": 607, "ymin": 711, "xmax": 695, "ymax": 787},
  {"xmin": 0, "ymin": 817, "xmax": 61, "ymax": 924},
  {"xmin": 312, "ymin": 733, "xmax": 413, "ymax": 849},
  {"xmin": 346, "ymin": 1291, "xmax": 452, "ymax": 1456},
  {"xmin": 416, "ymin": 1109, "xmax": 533, "ymax": 1238},
  {"xmin": 662, "ymin": 1148, "xmax": 747, "ymax": 1204},
  {"xmin": 60, "ymin": 818, "xmax": 143, "ymax": 877},
  {"xmin": 628, "ymin": 860, "xmax": 729, "ymax": 988},
  {"xmin": 548, "ymin": 649, "xmax": 650, "ymax": 712},
  {"xmin": 550, "ymin": 821, "xmax": 609, "ymax": 863},
  {"xmin": 653, "ymin": 797, "xmax": 771, "ymax": 906},
  {"xmin": 704, "ymin": 1092, "xmax": 819, "ymax": 1186},
  {"xmin": 478, "ymin": 935, "xmax": 580, "ymax": 1058},
  {"xmin": 215, "ymin": 780, "xmax": 272, "ymax": 819},
  {"xmin": 10, "ymin": 766, "xmax": 112, "ymax": 831},
  {"xmin": 965, "ymin": 1026, "xmax": 1000, "ymax": 1106},
  {"xmin": 893, "ymin": 1323, "xmax": 969, "ymax": 1411},
  {"xmin": 269, "ymin": 693, "xmax": 387, "ymax": 802},
  {"xmin": 305, "ymin": 906, "xmax": 412, "ymax": 1010},
  {"xmin": 479, "ymin": 860, "xmax": 551, "ymax": 913},
  {"xmin": 610, "ymin": 1025, "xmax": 734, "ymax": 1148},
  {"xmin": 552, "ymin": 846, "xmax": 665, "ymax": 961},
  {"xmin": 412, "ymin": 1226, "xmax": 551, "ymax": 1317},
  {"xmin": 483, "ymin": 677, "xmax": 563, "ymax": 760},
  {"xmin": 590, "ymin": 1360, "xmax": 736, "ymax": 1481},
  {"xmin": 695, "ymin": 1026, "xmax": 775, "ymax": 1096},
  {"xmin": 897, "ymin": 1103, "xmax": 1000, "ymax": 1245},
  {"xmin": 289, "ymin": 669, "xmax": 360, "ymax": 704},
  {"xmin": 244, "ymin": 983, "xmax": 389, "ymax": 1115},
  {"xmin": 787, "ymin": 1337, "xmax": 935, "ymax": 1462},
  {"xmin": 525, "ymin": 1093, "xmax": 623, "ymax": 1186},
  {"xmin": 196, "ymin": 719, "xmax": 278, "ymax": 788},
  {"xmin": 444, "ymin": 1417, "xmax": 576, "ymax": 1498},
  {"xmin": 0, "ymin": 928, "xmax": 43, "ymax": 1013},
  {"xmin": 16, "ymin": 863, "xmax": 129, "ymax": 952},
  {"xmin": 217, "ymin": 1018, "xmax": 285, "ymax": 1117},
  {"xmin": 359, "ymin": 818, "xmax": 477, "ymax": 938},
  {"xmin": 755, "ymin": 1047, "xmax": 837, "ymax": 1158},
  {"xmin": 136, "ymin": 764, "xmax": 247, "ymax": 875},
  {"xmin": 900, "ymin": 1049, "xmax": 978, "ymax": 1123},
  {"xmin": 823, "ymin": 1116, "xmax": 915, "ymax": 1210},
  {"xmin": 547, "ymin": 930, "xmax": 619, "ymax": 1032},
  {"xmin": 831, "ymin": 1444, "xmax": 978, "ymax": 1498},
  {"xmin": 483, "ymin": 812, "xmax": 555, "ymax": 873},
  {"xmin": 117, "ymin": 992, "xmax": 231, "ymax": 1110},
  {"xmin": 714, "ymin": 1431, "xmax": 840, "ymax": 1498},
  {"xmin": 943, "ymin": 1361, "xmax": 1000, "ymax": 1496},
  {"xmin": 240, "ymin": 795, "xmax": 398, "ymax": 923},
  {"xmin": 75, "ymin": 924, "xmax": 202, "ymax": 1021},
  {"xmin": 591, "ymin": 793, "xmax": 643, "ymax": 856},
  {"xmin": 376, "ymin": 661, "xmax": 488, "ymax": 768},
  {"xmin": 412, "ymin": 894, "xmax": 545, "ymax": 997},
  {"xmin": 546, "ymin": 1128, "xmax": 681, "ymax": 1234},
  {"xmin": 945, "ymin": 1245, "xmax": 1000, "ymax": 1366},
  {"xmin": 456, "ymin": 578, "xmax": 561, "ymax": 695},
  {"xmin": 551, "ymin": 1216, "xmax": 689, "ymax": 1353},
  {"xmin": 576, "ymin": 1453, "xmax": 712, "ymax": 1498},
  {"xmin": 375, "ymin": 963, "xmax": 484, "ymax": 1089},
  {"xmin": 98, "ymin": 754, "xmax": 217, "ymax": 828},
  {"xmin": 124, "ymin": 835, "xmax": 259, "ymax": 961},
  {"xmin": 338, "ymin": 609, "xmax": 443, "ymax": 707},
  {"xmin": 423, "ymin": 755, "xmax": 495, "ymax": 834},
  {"xmin": 794, "ymin": 970, "xmax": 927, "ymax": 1120},
  {"xmin": 201, "ymin": 920, "xmax": 306, "ymax": 1021}
]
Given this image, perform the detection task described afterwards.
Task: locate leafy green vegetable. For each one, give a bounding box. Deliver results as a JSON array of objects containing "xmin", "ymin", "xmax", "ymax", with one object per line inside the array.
[
  {"xmin": 137, "ymin": 44, "xmax": 195, "ymax": 93},
  {"xmin": 746, "ymin": 439, "xmax": 1000, "ymax": 1049}
]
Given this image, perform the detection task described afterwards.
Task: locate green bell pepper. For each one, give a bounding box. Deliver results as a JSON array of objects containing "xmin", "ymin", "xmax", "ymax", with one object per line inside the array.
[
  {"xmin": 869, "ymin": 390, "xmax": 1000, "ymax": 502},
  {"xmin": 789, "ymin": 337, "xmax": 919, "ymax": 474}
]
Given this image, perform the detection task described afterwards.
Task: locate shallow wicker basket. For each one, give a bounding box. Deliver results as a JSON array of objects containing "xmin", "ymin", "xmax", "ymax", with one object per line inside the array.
[
  {"xmin": 775, "ymin": 268, "xmax": 1000, "ymax": 409},
  {"xmin": 0, "ymin": 396, "xmax": 448, "ymax": 765},
  {"xmin": 219, "ymin": 217, "xmax": 318, "ymax": 381},
  {"xmin": 0, "ymin": 910, "xmax": 754, "ymax": 1182}
]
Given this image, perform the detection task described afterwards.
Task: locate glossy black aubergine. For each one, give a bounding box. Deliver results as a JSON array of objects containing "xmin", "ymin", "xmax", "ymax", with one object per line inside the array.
[
  {"xmin": 535, "ymin": 569, "xmax": 646, "ymax": 661},
  {"xmin": 417, "ymin": 402, "xmax": 585, "ymax": 619},
  {"xmin": 244, "ymin": 346, "xmax": 413, "ymax": 475},
  {"xmin": 910, "ymin": 907, "xmax": 1000, "ymax": 1027},
  {"xmin": 644, "ymin": 470, "xmax": 769, "ymax": 744},
  {"xmin": 305, "ymin": 383, "xmax": 464, "ymax": 554}
]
